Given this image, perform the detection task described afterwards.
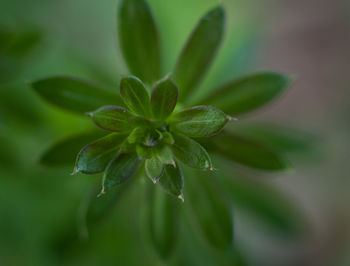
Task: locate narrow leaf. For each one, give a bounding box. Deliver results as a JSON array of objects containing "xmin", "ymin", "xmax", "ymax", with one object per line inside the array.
[
  {"xmin": 118, "ymin": 0, "xmax": 161, "ymax": 84},
  {"xmin": 73, "ymin": 133, "xmax": 127, "ymax": 174},
  {"xmin": 171, "ymin": 133, "xmax": 212, "ymax": 169},
  {"xmin": 30, "ymin": 76, "xmax": 123, "ymax": 114},
  {"xmin": 141, "ymin": 183, "xmax": 180, "ymax": 259},
  {"xmin": 119, "ymin": 76, "xmax": 151, "ymax": 116},
  {"xmin": 184, "ymin": 168, "xmax": 233, "ymax": 250},
  {"xmin": 173, "ymin": 6, "xmax": 225, "ymax": 102},
  {"xmin": 198, "ymin": 72, "xmax": 291, "ymax": 115},
  {"xmin": 40, "ymin": 131, "xmax": 105, "ymax": 167},
  {"xmin": 159, "ymin": 163, "xmax": 184, "ymax": 198},
  {"xmin": 151, "ymin": 77, "xmax": 178, "ymax": 120},
  {"xmin": 209, "ymin": 131, "xmax": 288, "ymax": 170},
  {"xmin": 145, "ymin": 156, "xmax": 164, "ymax": 183},
  {"xmin": 89, "ymin": 106, "xmax": 133, "ymax": 132},
  {"xmin": 169, "ymin": 105, "xmax": 228, "ymax": 137},
  {"xmin": 102, "ymin": 153, "xmax": 142, "ymax": 193}
]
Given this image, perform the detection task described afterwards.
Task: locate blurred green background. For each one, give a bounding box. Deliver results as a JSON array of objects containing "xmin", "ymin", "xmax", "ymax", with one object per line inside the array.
[{"xmin": 1, "ymin": 0, "xmax": 349, "ymax": 265}]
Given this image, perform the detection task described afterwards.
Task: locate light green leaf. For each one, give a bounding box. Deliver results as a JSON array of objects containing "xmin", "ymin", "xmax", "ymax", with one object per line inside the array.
[
  {"xmin": 119, "ymin": 76, "xmax": 152, "ymax": 116},
  {"xmin": 89, "ymin": 106, "xmax": 133, "ymax": 132},
  {"xmin": 30, "ymin": 76, "xmax": 123, "ymax": 114},
  {"xmin": 151, "ymin": 77, "xmax": 178, "ymax": 120},
  {"xmin": 184, "ymin": 168, "xmax": 233, "ymax": 250},
  {"xmin": 157, "ymin": 145, "xmax": 175, "ymax": 166},
  {"xmin": 173, "ymin": 6, "xmax": 225, "ymax": 102},
  {"xmin": 141, "ymin": 183, "xmax": 180, "ymax": 260},
  {"xmin": 102, "ymin": 153, "xmax": 142, "ymax": 193},
  {"xmin": 73, "ymin": 133, "xmax": 127, "ymax": 174},
  {"xmin": 209, "ymin": 131, "xmax": 288, "ymax": 170},
  {"xmin": 171, "ymin": 133, "xmax": 212, "ymax": 169},
  {"xmin": 40, "ymin": 131, "xmax": 106, "ymax": 167},
  {"xmin": 145, "ymin": 156, "xmax": 164, "ymax": 183},
  {"xmin": 169, "ymin": 105, "xmax": 228, "ymax": 137},
  {"xmin": 118, "ymin": 0, "xmax": 161, "ymax": 84},
  {"xmin": 128, "ymin": 127, "xmax": 145, "ymax": 144},
  {"xmin": 161, "ymin": 131, "xmax": 174, "ymax": 145},
  {"xmin": 198, "ymin": 72, "xmax": 291, "ymax": 115},
  {"xmin": 159, "ymin": 163, "xmax": 184, "ymax": 198}
]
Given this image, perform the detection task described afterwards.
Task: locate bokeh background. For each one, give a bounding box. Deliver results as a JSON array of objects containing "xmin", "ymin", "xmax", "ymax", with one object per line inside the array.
[{"xmin": 0, "ymin": 0, "xmax": 349, "ymax": 265}]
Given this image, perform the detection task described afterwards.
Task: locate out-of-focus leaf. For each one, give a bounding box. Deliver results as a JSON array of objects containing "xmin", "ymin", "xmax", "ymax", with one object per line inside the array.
[
  {"xmin": 173, "ymin": 6, "xmax": 225, "ymax": 102},
  {"xmin": 169, "ymin": 105, "xmax": 228, "ymax": 137},
  {"xmin": 31, "ymin": 76, "xmax": 123, "ymax": 114},
  {"xmin": 184, "ymin": 168, "xmax": 233, "ymax": 250},
  {"xmin": 198, "ymin": 72, "xmax": 291, "ymax": 115},
  {"xmin": 218, "ymin": 163, "xmax": 306, "ymax": 236},
  {"xmin": 159, "ymin": 163, "xmax": 184, "ymax": 198},
  {"xmin": 102, "ymin": 153, "xmax": 142, "ymax": 193},
  {"xmin": 73, "ymin": 133, "xmax": 127, "ymax": 174},
  {"xmin": 171, "ymin": 133, "xmax": 212, "ymax": 169},
  {"xmin": 141, "ymin": 182, "xmax": 180, "ymax": 260},
  {"xmin": 40, "ymin": 131, "xmax": 106, "ymax": 167},
  {"xmin": 230, "ymin": 122, "xmax": 316, "ymax": 155},
  {"xmin": 157, "ymin": 145, "xmax": 175, "ymax": 166},
  {"xmin": 161, "ymin": 131, "xmax": 174, "ymax": 145},
  {"xmin": 89, "ymin": 106, "xmax": 134, "ymax": 132},
  {"xmin": 0, "ymin": 28, "xmax": 41, "ymax": 58},
  {"xmin": 118, "ymin": 0, "xmax": 161, "ymax": 84},
  {"xmin": 207, "ymin": 131, "xmax": 288, "ymax": 170},
  {"xmin": 151, "ymin": 77, "xmax": 178, "ymax": 120},
  {"xmin": 145, "ymin": 156, "xmax": 164, "ymax": 183},
  {"xmin": 119, "ymin": 76, "xmax": 152, "ymax": 116}
]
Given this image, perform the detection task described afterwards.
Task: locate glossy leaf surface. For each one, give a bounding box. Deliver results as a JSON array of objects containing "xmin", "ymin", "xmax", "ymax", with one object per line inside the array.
[
  {"xmin": 170, "ymin": 105, "xmax": 228, "ymax": 137},
  {"xmin": 89, "ymin": 106, "xmax": 133, "ymax": 132},
  {"xmin": 151, "ymin": 77, "xmax": 178, "ymax": 120},
  {"xmin": 119, "ymin": 76, "xmax": 152, "ymax": 116},
  {"xmin": 102, "ymin": 153, "xmax": 142, "ymax": 192},
  {"xmin": 74, "ymin": 133, "xmax": 127, "ymax": 174},
  {"xmin": 171, "ymin": 133, "xmax": 212, "ymax": 169}
]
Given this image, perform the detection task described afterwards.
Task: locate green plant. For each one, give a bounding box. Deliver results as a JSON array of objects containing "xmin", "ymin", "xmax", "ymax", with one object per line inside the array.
[{"xmin": 30, "ymin": 0, "xmax": 312, "ymax": 263}]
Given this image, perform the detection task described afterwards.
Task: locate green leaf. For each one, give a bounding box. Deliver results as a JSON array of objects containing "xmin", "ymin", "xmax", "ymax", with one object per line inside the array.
[
  {"xmin": 151, "ymin": 77, "xmax": 178, "ymax": 120},
  {"xmin": 136, "ymin": 145, "xmax": 151, "ymax": 159},
  {"xmin": 128, "ymin": 127, "xmax": 145, "ymax": 144},
  {"xmin": 159, "ymin": 163, "xmax": 184, "ymax": 199},
  {"xmin": 171, "ymin": 133, "xmax": 212, "ymax": 169},
  {"xmin": 30, "ymin": 76, "xmax": 124, "ymax": 114},
  {"xmin": 218, "ymin": 163, "xmax": 306, "ymax": 236},
  {"xmin": 89, "ymin": 106, "xmax": 133, "ymax": 132},
  {"xmin": 118, "ymin": 0, "xmax": 161, "ymax": 84},
  {"xmin": 157, "ymin": 145, "xmax": 175, "ymax": 166},
  {"xmin": 119, "ymin": 76, "xmax": 152, "ymax": 116},
  {"xmin": 198, "ymin": 72, "xmax": 291, "ymax": 115},
  {"xmin": 209, "ymin": 131, "xmax": 288, "ymax": 170},
  {"xmin": 161, "ymin": 131, "xmax": 174, "ymax": 145},
  {"xmin": 173, "ymin": 6, "xmax": 225, "ymax": 102},
  {"xmin": 102, "ymin": 153, "xmax": 142, "ymax": 193},
  {"xmin": 73, "ymin": 133, "xmax": 127, "ymax": 174},
  {"xmin": 230, "ymin": 122, "xmax": 316, "ymax": 155},
  {"xmin": 184, "ymin": 168, "xmax": 233, "ymax": 250},
  {"xmin": 169, "ymin": 105, "xmax": 228, "ymax": 137},
  {"xmin": 40, "ymin": 131, "xmax": 106, "ymax": 167},
  {"xmin": 145, "ymin": 156, "xmax": 164, "ymax": 183},
  {"xmin": 141, "ymin": 183, "xmax": 180, "ymax": 260}
]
